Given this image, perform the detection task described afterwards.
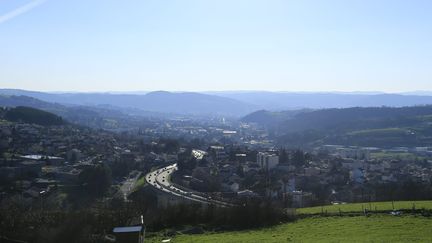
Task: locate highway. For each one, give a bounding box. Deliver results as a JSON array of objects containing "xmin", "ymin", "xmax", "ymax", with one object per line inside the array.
[{"xmin": 145, "ymin": 163, "xmax": 234, "ymax": 207}]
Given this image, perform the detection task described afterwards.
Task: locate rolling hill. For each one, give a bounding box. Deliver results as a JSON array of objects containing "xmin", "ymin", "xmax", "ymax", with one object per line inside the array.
[
  {"xmin": 241, "ymin": 109, "xmax": 310, "ymax": 126},
  {"xmin": 0, "ymin": 95, "xmax": 156, "ymax": 129},
  {"xmin": 148, "ymin": 200, "xmax": 432, "ymax": 242},
  {"xmin": 2, "ymin": 106, "xmax": 65, "ymax": 126},
  {"xmin": 148, "ymin": 215, "xmax": 432, "ymax": 243}
]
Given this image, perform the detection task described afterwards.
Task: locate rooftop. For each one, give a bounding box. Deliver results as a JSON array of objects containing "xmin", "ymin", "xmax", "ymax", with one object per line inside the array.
[{"xmin": 113, "ymin": 226, "xmax": 143, "ymax": 233}]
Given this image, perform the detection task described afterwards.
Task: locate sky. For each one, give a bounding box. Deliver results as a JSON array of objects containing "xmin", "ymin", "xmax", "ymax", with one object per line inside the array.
[{"xmin": 0, "ymin": 0, "xmax": 431, "ymax": 92}]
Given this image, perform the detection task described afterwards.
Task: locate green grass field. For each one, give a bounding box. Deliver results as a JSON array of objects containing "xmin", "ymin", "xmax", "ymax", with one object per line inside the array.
[
  {"xmin": 148, "ymin": 215, "xmax": 432, "ymax": 243},
  {"xmin": 348, "ymin": 127, "xmax": 407, "ymax": 136},
  {"xmin": 370, "ymin": 152, "xmax": 421, "ymax": 160},
  {"xmin": 296, "ymin": 200, "xmax": 432, "ymax": 214},
  {"xmin": 132, "ymin": 176, "xmax": 146, "ymax": 191}
]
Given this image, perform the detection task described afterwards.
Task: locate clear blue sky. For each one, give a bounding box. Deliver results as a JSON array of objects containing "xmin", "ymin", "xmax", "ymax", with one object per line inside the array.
[{"xmin": 1, "ymin": 0, "xmax": 431, "ymax": 92}]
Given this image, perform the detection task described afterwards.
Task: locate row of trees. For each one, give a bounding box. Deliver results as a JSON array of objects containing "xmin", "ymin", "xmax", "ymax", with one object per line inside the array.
[
  {"xmin": 0, "ymin": 183, "xmax": 291, "ymax": 243},
  {"xmin": 151, "ymin": 200, "xmax": 292, "ymax": 231}
]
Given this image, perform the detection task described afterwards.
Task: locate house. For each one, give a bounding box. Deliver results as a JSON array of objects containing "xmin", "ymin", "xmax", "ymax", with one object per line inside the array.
[
  {"xmin": 192, "ymin": 149, "xmax": 207, "ymax": 160},
  {"xmin": 66, "ymin": 149, "xmax": 82, "ymax": 163},
  {"xmin": 113, "ymin": 225, "xmax": 145, "ymax": 243},
  {"xmin": 265, "ymin": 185, "xmax": 281, "ymax": 199},
  {"xmin": 237, "ymin": 189, "xmax": 259, "ymax": 198},
  {"xmin": 286, "ymin": 178, "xmax": 296, "ymax": 192},
  {"xmin": 54, "ymin": 168, "xmax": 82, "ymax": 184},
  {"xmin": 219, "ymin": 164, "xmax": 235, "ymax": 179},
  {"xmin": 209, "ymin": 146, "xmax": 228, "ymax": 160},
  {"xmin": 290, "ymin": 191, "xmax": 314, "ymax": 208},
  {"xmin": 221, "ymin": 181, "xmax": 239, "ymax": 193},
  {"xmin": 350, "ymin": 168, "xmax": 365, "ymax": 184},
  {"xmin": 228, "ymin": 181, "xmax": 239, "ymax": 192},
  {"xmin": 235, "ymin": 153, "xmax": 247, "ymax": 163},
  {"xmin": 163, "ymin": 153, "xmax": 178, "ymax": 162},
  {"xmin": 18, "ymin": 161, "xmax": 44, "ymax": 177},
  {"xmin": 367, "ymin": 162, "xmax": 385, "ymax": 173},
  {"xmin": 34, "ymin": 178, "xmax": 58, "ymax": 187},
  {"xmin": 243, "ymin": 162, "xmax": 260, "ymax": 173},
  {"xmin": 337, "ymin": 147, "xmax": 371, "ymax": 160},
  {"xmin": 23, "ymin": 188, "xmax": 41, "ymax": 199},
  {"xmin": 20, "ymin": 154, "xmax": 64, "ymax": 166},
  {"xmin": 305, "ymin": 167, "xmax": 320, "ymax": 176}
]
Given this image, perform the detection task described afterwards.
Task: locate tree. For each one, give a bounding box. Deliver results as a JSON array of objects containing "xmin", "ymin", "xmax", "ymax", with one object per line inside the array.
[
  {"xmin": 79, "ymin": 164, "xmax": 112, "ymax": 196},
  {"xmin": 178, "ymin": 157, "xmax": 197, "ymax": 172},
  {"xmin": 160, "ymin": 138, "xmax": 180, "ymax": 153},
  {"xmin": 279, "ymin": 149, "xmax": 289, "ymax": 164},
  {"xmin": 292, "ymin": 150, "xmax": 307, "ymax": 167}
]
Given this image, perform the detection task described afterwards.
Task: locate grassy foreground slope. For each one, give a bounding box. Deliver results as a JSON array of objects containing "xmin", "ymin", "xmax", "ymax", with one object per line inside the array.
[
  {"xmin": 297, "ymin": 200, "xmax": 432, "ymax": 214},
  {"xmin": 149, "ymin": 215, "xmax": 432, "ymax": 243}
]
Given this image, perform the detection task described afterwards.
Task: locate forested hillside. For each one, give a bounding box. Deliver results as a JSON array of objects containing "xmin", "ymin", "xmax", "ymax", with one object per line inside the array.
[
  {"xmin": 2, "ymin": 106, "xmax": 65, "ymax": 126},
  {"xmin": 243, "ymin": 106, "xmax": 432, "ymax": 148}
]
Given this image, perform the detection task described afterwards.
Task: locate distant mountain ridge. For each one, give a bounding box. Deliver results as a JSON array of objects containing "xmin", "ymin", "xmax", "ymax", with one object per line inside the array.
[
  {"xmin": 208, "ymin": 91, "xmax": 432, "ymax": 110},
  {"xmin": 3, "ymin": 89, "xmax": 432, "ymax": 117},
  {"xmin": 0, "ymin": 89, "xmax": 256, "ymax": 116}
]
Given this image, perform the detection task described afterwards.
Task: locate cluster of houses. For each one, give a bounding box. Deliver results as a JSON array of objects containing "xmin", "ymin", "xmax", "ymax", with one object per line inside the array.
[
  {"xmin": 173, "ymin": 142, "xmax": 432, "ymax": 208},
  {"xmin": 3, "ymin": 117, "xmax": 432, "ymax": 209},
  {"xmin": 0, "ymin": 121, "xmax": 121, "ymax": 203},
  {"xmin": 137, "ymin": 118, "xmax": 275, "ymax": 151},
  {"xmin": 318, "ymin": 145, "xmax": 432, "ymax": 185},
  {"xmin": 175, "ymin": 146, "xmax": 315, "ymax": 207}
]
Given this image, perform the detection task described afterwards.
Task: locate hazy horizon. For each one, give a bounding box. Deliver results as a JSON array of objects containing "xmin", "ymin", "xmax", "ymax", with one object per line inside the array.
[{"xmin": 2, "ymin": 88, "xmax": 432, "ymax": 95}]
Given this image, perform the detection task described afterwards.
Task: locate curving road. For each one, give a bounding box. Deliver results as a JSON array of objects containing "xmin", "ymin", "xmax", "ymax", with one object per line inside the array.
[{"xmin": 145, "ymin": 163, "xmax": 234, "ymax": 207}]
